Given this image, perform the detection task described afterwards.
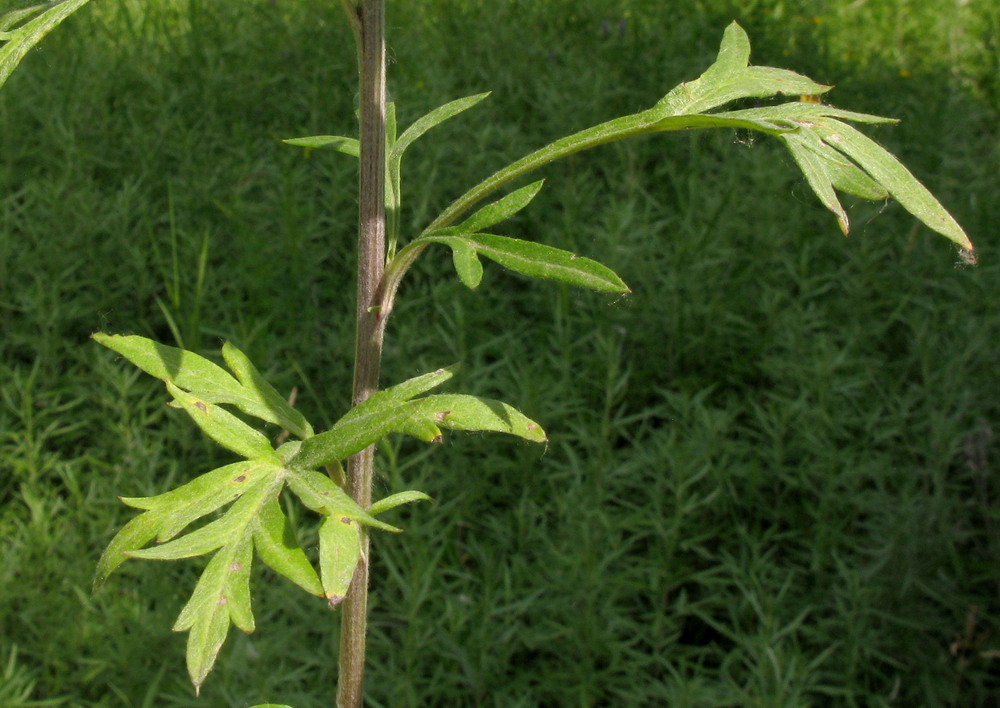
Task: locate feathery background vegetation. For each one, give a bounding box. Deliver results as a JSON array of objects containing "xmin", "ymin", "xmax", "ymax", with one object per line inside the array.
[{"xmin": 1, "ymin": 0, "xmax": 997, "ymax": 705}]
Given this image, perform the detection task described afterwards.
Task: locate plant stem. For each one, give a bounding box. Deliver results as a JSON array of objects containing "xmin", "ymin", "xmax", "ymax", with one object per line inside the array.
[{"xmin": 337, "ymin": 1, "xmax": 386, "ymax": 706}]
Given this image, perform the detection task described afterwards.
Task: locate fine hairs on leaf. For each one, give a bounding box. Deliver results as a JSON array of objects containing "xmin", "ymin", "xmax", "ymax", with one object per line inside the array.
[
  {"xmin": 0, "ymin": 0, "xmax": 95, "ymax": 89},
  {"xmin": 67, "ymin": 12, "xmax": 975, "ymax": 704}
]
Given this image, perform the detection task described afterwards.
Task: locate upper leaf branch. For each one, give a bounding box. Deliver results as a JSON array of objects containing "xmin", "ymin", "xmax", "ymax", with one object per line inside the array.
[{"xmin": 367, "ymin": 22, "xmax": 972, "ymax": 326}]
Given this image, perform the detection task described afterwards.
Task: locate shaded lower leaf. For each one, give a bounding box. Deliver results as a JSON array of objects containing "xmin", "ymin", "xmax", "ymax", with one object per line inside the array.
[
  {"xmin": 254, "ymin": 495, "xmax": 323, "ymax": 596},
  {"xmin": 226, "ymin": 541, "xmax": 255, "ymax": 633},
  {"xmin": 167, "ymin": 479, "xmax": 282, "ymax": 691},
  {"xmin": 318, "ymin": 514, "xmax": 362, "ymax": 607}
]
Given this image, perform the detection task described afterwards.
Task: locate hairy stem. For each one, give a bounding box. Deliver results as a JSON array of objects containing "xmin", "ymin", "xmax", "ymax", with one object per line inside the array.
[{"xmin": 337, "ymin": 1, "xmax": 386, "ymax": 706}]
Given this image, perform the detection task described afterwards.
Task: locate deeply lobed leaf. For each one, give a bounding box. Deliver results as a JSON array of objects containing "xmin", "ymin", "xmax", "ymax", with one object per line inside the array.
[
  {"xmin": 421, "ymin": 22, "xmax": 971, "ymax": 260},
  {"xmin": 292, "ymin": 380, "xmax": 547, "ymax": 471}
]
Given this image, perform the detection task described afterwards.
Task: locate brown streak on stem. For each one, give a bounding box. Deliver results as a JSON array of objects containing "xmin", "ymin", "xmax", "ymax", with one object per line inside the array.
[{"xmin": 337, "ymin": 1, "xmax": 385, "ymax": 707}]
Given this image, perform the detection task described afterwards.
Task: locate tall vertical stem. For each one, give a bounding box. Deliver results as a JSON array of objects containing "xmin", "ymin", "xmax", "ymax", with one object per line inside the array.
[{"xmin": 337, "ymin": 1, "xmax": 385, "ymax": 706}]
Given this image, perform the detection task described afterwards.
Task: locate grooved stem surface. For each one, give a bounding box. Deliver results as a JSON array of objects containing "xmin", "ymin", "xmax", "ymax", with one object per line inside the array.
[{"xmin": 337, "ymin": 1, "xmax": 385, "ymax": 706}]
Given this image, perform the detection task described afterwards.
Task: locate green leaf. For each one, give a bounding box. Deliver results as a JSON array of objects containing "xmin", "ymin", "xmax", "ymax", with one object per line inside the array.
[
  {"xmin": 173, "ymin": 538, "xmax": 254, "ymax": 693},
  {"xmin": 94, "ymin": 333, "xmax": 245, "ymax": 402},
  {"xmin": 94, "ymin": 334, "xmax": 313, "ymax": 438},
  {"xmin": 161, "ymin": 477, "xmax": 283, "ymax": 692},
  {"xmin": 292, "ymin": 370, "xmax": 546, "ymax": 471},
  {"xmin": 95, "ymin": 459, "xmax": 332, "ymax": 691},
  {"xmin": 292, "ymin": 400, "xmax": 439, "ymax": 471},
  {"xmin": 449, "ymin": 180, "xmax": 545, "ymax": 232},
  {"xmin": 415, "ymin": 394, "xmax": 547, "ymax": 442},
  {"xmin": 656, "ymin": 22, "xmax": 830, "ymax": 116},
  {"xmin": 448, "ymin": 239, "xmax": 484, "ymax": 289},
  {"xmin": 94, "ymin": 461, "xmax": 278, "ymax": 588},
  {"xmin": 413, "ymin": 22, "xmax": 968, "ymax": 264},
  {"xmin": 285, "ymin": 468, "xmax": 398, "ymax": 532},
  {"xmin": 122, "ymin": 460, "xmax": 276, "ymax": 542},
  {"xmin": 282, "ymin": 135, "xmax": 359, "ymax": 157},
  {"xmin": 718, "ymin": 101, "xmax": 898, "ymax": 126},
  {"xmin": 341, "ymin": 366, "xmax": 456, "ymax": 416},
  {"xmin": 221, "ymin": 342, "xmax": 313, "ymax": 439},
  {"xmin": 0, "ymin": 0, "xmax": 94, "ymax": 90},
  {"xmin": 812, "ymin": 119, "xmax": 972, "ymax": 250},
  {"xmin": 422, "ymin": 232, "xmax": 629, "ymax": 293},
  {"xmin": 293, "ymin": 368, "xmax": 456, "ymax": 470},
  {"xmin": 391, "ymin": 92, "xmax": 490, "ymax": 161},
  {"xmin": 369, "ymin": 490, "xmax": 432, "ymax": 517},
  {"xmin": 716, "ymin": 103, "xmax": 972, "ymax": 248},
  {"xmin": 782, "ymin": 128, "xmax": 886, "ymax": 234},
  {"xmin": 253, "ymin": 495, "xmax": 323, "ymax": 596},
  {"xmin": 166, "ymin": 382, "xmax": 279, "ymax": 462},
  {"xmin": 318, "ymin": 514, "xmax": 362, "ymax": 607},
  {"xmin": 93, "ymin": 510, "xmax": 166, "ymax": 590},
  {"xmin": 129, "ymin": 474, "xmax": 274, "ymax": 561}
]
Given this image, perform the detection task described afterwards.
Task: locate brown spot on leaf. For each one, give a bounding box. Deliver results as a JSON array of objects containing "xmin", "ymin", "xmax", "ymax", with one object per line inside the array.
[
  {"xmin": 230, "ymin": 562, "xmax": 243, "ymax": 572},
  {"xmin": 327, "ymin": 594, "xmax": 345, "ymax": 608},
  {"xmin": 341, "ymin": 517, "xmax": 352, "ymax": 525},
  {"xmin": 431, "ymin": 434, "xmax": 443, "ymax": 444},
  {"xmin": 217, "ymin": 595, "xmax": 229, "ymax": 606},
  {"xmin": 194, "ymin": 401, "xmax": 208, "ymax": 413},
  {"xmin": 434, "ymin": 368, "xmax": 445, "ymax": 375},
  {"xmin": 234, "ymin": 474, "xmax": 247, "ymax": 483},
  {"xmin": 434, "ymin": 410, "xmax": 450, "ymax": 422}
]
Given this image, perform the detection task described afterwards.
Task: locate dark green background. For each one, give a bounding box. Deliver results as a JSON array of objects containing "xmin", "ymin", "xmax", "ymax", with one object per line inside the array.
[{"xmin": 1, "ymin": 1, "xmax": 997, "ymax": 705}]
